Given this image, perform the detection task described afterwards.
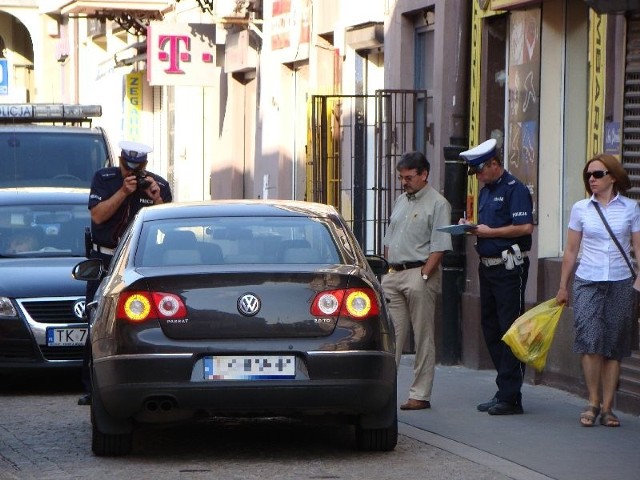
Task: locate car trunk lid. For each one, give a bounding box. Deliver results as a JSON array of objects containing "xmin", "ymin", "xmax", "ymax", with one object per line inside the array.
[{"xmin": 141, "ymin": 270, "xmax": 355, "ymax": 339}]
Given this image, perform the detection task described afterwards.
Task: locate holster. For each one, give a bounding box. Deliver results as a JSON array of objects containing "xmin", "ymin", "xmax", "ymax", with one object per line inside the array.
[
  {"xmin": 501, "ymin": 244, "xmax": 524, "ymax": 270},
  {"xmin": 511, "ymin": 244, "xmax": 524, "ymax": 266},
  {"xmin": 84, "ymin": 227, "xmax": 92, "ymax": 258}
]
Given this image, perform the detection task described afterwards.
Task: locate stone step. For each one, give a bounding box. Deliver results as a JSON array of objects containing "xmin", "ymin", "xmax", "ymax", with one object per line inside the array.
[{"xmin": 618, "ymin": 351, "xmax": 640, "ymax": 415}]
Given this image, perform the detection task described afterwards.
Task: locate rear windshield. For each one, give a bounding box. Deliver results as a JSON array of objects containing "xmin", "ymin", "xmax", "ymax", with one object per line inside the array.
[
  {"xmin": 0, "ymin": 131, "xmax": 109, "ymax": 189},
  {"xmin": 135, "ymin": 216, "xmax": 343, "ymax": 267},
  {"xmin": 0, "ymin": 202, "xmax": 90, "ymax": 258}
]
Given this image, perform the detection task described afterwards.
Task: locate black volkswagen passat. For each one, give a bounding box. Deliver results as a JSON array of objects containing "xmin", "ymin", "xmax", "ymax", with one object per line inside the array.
[{"xmin": 73, "ymin": 200, "xmax": 396, "ymax": 456}]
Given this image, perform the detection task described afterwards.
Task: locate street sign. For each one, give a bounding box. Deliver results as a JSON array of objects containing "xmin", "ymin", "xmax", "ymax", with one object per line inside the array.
[{"xmin": 0, "ymin": 59, "xmax": 8, "ymax": 95}]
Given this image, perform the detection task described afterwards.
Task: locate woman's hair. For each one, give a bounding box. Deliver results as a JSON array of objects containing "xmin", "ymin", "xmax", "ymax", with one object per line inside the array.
[{"xmin": 582, "ymin": 153, "xmax": 631, "ymax": 194}]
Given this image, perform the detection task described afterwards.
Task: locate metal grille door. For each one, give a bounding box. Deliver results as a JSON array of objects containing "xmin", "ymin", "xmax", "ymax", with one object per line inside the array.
[
  {"xmin": 624, "ymin": 14, "xmax": 640, "ymax": 200},
  {"xmin": 309, "ymin": 90, "xmax": 430, "ymax": 254}
]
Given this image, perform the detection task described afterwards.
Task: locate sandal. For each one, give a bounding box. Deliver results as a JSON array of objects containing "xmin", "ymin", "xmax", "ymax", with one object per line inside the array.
[
  {"xmin": 580, "ymin": 405, "xmax": 600, "ymax": 427},
  {"xmin": 599, "ymin": 411, "xmax": 620, "ymax": 427}
]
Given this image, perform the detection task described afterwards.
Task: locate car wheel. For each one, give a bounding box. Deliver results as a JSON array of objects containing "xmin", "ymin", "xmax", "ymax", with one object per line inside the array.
[
  {"xmin": 91, "ymin": 416, "xmax": 132, "ymax": 457},
  {"xmin": 90, "ymin": 383, "xmax": 133, "ymax": 456},
  {"xmin": 355, "ymin": 379, "xmax": 398, "ymax": 452},
  {"xmin": 355, "ymin": 412, "xmax": 398, "ymax": 452}
]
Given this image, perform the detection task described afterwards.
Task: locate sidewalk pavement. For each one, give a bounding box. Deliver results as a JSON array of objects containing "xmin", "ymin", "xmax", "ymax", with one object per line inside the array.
[{"xmin": 397, "ymin": 356, "xmax": 640, "ymax": 480}]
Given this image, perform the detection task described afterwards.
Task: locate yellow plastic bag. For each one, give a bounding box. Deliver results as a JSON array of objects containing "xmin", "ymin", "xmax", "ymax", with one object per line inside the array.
[{"xmin": 501, "ymin": 298, "xmax": 564, "ymax": 372}]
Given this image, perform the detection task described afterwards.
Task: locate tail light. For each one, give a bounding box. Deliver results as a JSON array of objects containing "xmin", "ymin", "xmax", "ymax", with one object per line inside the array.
[
  {"xmin": 310, "ymin": 288, "xmax": 379, "ymax": 320},
  {"xmin": 116, "ymin": 291, "xmax": 187, "ymax": 323}
]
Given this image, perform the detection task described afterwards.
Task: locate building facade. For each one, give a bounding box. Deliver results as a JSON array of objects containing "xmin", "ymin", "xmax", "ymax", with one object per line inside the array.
[
  {"xmin": 465, "ymin": 0, "xmax": 640, "ymax": 413},
  {"xmin": 2, "ymin": 0, "xmax": 640, "ymax": 412}
]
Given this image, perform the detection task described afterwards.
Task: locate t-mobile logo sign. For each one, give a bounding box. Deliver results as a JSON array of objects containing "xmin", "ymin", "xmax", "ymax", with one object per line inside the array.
[
  {"xmin": 148, "ymin": 23, "xmax": 216, "ymax": 86},
  {"xmin": 157, "ymin": 35, "xmax": 214, "ymax": 74}
]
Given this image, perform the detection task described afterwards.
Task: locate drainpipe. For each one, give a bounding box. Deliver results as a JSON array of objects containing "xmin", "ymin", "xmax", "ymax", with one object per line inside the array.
[
  {"xmin": 440, "ymin": 0, "xmax": 470, "ymax": 365},
  {"xmin": 441, "ymin": 142, "xmax": 467, "ymax": 365}
]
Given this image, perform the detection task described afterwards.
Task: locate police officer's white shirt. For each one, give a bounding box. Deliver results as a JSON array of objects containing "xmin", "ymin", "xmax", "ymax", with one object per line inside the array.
[{"xmin": 569, "ymin": 193, "xmax": 640, "ymax": 282}]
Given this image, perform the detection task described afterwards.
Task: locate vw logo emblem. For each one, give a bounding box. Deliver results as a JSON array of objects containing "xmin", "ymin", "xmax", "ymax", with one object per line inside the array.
[
  {"xmin": 73, "ymin": 300, "xmax": 86, "ymax": 319},
  {"xmin": 237, "ymin": 293, "xmax": 261, "ymax": 317}
]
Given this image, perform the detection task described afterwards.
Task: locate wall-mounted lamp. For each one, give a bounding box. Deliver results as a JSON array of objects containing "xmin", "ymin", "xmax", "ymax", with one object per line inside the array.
[{"xmin": 423, "ymin": 10, "xmax": 435, "ymax": 26}]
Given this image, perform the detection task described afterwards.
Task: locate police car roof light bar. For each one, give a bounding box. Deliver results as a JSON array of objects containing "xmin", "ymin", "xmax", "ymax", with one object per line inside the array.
[{"xmin": 0, "ymin": 103, "xmax": 102, "ymax": 123}]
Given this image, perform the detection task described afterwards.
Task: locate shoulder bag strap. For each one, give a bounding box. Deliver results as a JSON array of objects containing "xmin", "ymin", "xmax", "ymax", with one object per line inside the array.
[{"xmin": 592, "ymin": 201, "xmax": 636, "ymax": 278}]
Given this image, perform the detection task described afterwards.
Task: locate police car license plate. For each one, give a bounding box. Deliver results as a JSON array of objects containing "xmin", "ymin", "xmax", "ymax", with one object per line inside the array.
[
  {"xmin": 204, "ymin": 355, "xmax": 295, "ymax": 380},
  {"xmin": 46, "ymin": 327, "xmax": 88, "ymax": 347}
]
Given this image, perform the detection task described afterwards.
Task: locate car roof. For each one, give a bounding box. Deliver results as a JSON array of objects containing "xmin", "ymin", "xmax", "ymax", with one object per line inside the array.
[
  {"xmin": 0, "ymin": 124, "xmax": 104, "ymax": 134},
  {"xmin": 138, "ymin": 200, "xmax": 340, "ymax": 222},
  {"xmin": 0, "ymin": 187, "xmax": 90, "ymax": 204}
]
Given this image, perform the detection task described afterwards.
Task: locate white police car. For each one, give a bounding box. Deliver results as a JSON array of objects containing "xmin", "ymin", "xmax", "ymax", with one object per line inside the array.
[{"xmin": 0, "ymin": 103, "xmax": 114, "ymax": 189}]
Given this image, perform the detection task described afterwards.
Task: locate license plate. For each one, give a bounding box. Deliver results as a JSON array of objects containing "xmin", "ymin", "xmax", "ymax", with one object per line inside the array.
[
  {"xmin": 204, "ymin": 355, "xmax": 295, "ymax": 380},
  {"xmin": 46, "ymin": 327, "xmax": 88, "ymax": 347}
]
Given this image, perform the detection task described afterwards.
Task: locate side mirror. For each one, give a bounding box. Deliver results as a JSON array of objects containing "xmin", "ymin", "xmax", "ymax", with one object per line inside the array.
[
  {"xmin": 365, "ymin": 255, "xmax": 389, "ymax": 276},
  {"xmin": 72, "ymin": 259, "xmax": 104, "ymax": 281}
]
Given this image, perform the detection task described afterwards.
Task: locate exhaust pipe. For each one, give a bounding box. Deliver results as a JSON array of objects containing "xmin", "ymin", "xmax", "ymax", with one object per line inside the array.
[{"xmin": 144, "ymin": 397, "xmax": 176, "ymax": 412}]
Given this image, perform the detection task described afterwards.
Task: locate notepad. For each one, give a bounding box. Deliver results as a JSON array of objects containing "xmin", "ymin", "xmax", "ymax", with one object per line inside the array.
[{"xmin": 436, "ymin": 224, "xmax": 477, "ymax": 235}]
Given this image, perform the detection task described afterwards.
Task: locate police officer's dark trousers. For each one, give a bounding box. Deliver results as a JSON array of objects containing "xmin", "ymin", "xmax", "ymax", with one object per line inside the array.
[
  {"xmin": 81, "ymin": 249, "xmax": 113, "ymax": 393},
  {"xmin": 478, "ymin": 257, "xmax": 529, "ymax": 405}
]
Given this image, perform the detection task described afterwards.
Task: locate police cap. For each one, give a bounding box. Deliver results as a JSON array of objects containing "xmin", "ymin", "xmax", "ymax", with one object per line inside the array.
[
  {"xmin": 459, "ymin": 139, "xmax": 497, "ymax": 167},
  {"xmin": 119, "ymin": 140, "xmax": 152, "ymax": 164}
]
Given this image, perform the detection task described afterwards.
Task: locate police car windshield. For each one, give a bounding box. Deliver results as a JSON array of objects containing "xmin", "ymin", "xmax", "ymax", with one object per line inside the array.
[{"xmin": 0, "ymin": 131, "xmax": 109, "ymax": 189}]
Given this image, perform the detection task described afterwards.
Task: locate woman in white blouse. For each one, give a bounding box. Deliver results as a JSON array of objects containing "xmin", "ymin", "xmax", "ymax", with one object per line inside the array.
[{"xmin": 556, "ymin": 153, "xmax": 640, "ymax": 428}]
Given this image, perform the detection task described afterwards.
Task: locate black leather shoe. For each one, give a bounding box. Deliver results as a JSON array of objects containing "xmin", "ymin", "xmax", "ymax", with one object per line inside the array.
[
  {"xmin": 487, "ymin": 401, "xmax": 523, "ymax": 415},
  {"xmin": 77, "ymin": 393, "xmax": 92, "ymax": 406},
  {"xmin": 477, "ymin": 397, "xmax": 498, "ymax": 412}
]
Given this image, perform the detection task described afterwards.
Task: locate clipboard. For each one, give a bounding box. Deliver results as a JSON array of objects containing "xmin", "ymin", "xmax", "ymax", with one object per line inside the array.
[{"xmin": 436, "ymin": 224, "xmax": 477, "ymax": 235}]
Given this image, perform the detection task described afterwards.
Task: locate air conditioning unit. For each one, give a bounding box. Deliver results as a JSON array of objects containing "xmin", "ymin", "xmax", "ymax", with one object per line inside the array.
[{"xmin": 583, "ymin": 0, "xmax": 640, "ymax": 13}]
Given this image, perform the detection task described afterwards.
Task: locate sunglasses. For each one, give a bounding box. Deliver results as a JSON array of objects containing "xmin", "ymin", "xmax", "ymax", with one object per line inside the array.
[{"xmin": 583, "ymin": 170, "xmax": 609, "ymax": 180}]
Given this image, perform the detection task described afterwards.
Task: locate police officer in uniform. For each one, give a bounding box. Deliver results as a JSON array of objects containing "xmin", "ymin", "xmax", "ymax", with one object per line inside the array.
[
  {"xmin": 460, "ymin": 138, "xmax": 534, "ymax": 415},
  {"xmin": 77, "ymin": 140, "xmax": 172, "ymax": 405}
]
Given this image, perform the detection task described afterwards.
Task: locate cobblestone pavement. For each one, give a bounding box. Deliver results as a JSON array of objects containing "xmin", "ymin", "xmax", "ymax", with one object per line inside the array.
[{"xmin": 0, "ymin": 372, "xmax": 510, "ymax": 480}]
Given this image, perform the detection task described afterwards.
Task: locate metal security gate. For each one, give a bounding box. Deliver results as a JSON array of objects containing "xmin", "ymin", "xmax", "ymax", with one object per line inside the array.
[
  {"xmin": 309, "ymin": 90, "xmax": 430, "ymax": 254},
  {"xmin": 621, "ymin": 13, "xmax": 640, "ymax": 397},
  {"xmin": 624, "ymin": 13, "xmax": 640, "ymax": 200}
]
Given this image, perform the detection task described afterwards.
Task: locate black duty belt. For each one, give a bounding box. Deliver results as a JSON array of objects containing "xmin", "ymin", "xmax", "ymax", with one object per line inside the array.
[
  {"xmin": 92, "ymin": 243, "xmax": 115, "ymax": 255},
  {"xmin": 388, "ymin": 261, "xmax": 425, "ymax": 271},
  {"xmin": 479, "ymin": 251, "xmax": 528, "ymax": 267}
]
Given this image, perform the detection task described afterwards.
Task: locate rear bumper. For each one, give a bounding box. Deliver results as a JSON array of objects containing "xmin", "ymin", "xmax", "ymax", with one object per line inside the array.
[{"xmin": 93, "ymin": 351, "xmax": 396, "ymax": 419}]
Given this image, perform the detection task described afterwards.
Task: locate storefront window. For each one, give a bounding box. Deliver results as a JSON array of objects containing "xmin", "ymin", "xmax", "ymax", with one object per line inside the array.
[
  {"xmin": 561, "ymin": 1, "xmax": 590, "ymax": 244},
  {"xmin": 507, "ymin": 8, "xmax": 541, "ymax": 223}
]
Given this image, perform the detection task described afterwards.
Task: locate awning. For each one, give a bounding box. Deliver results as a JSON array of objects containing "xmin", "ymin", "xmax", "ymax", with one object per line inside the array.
[
  {"xmin": 346, "ymin": 22, "xmax": 384, "ymax": 51},
  {"xmin": 583, "ymin": 0, "xmax": 640, "ymax": 13},
  {"xmin": 489, "ymin": 0, "xmax": 541, "ymax": 10},
  {"xmin": 49, "ymin": 1, "xmax": 170, "ymax": 36},
  {"xmin": 57, "ymin": 1, "xmax": 170, "ymax": 16}
]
